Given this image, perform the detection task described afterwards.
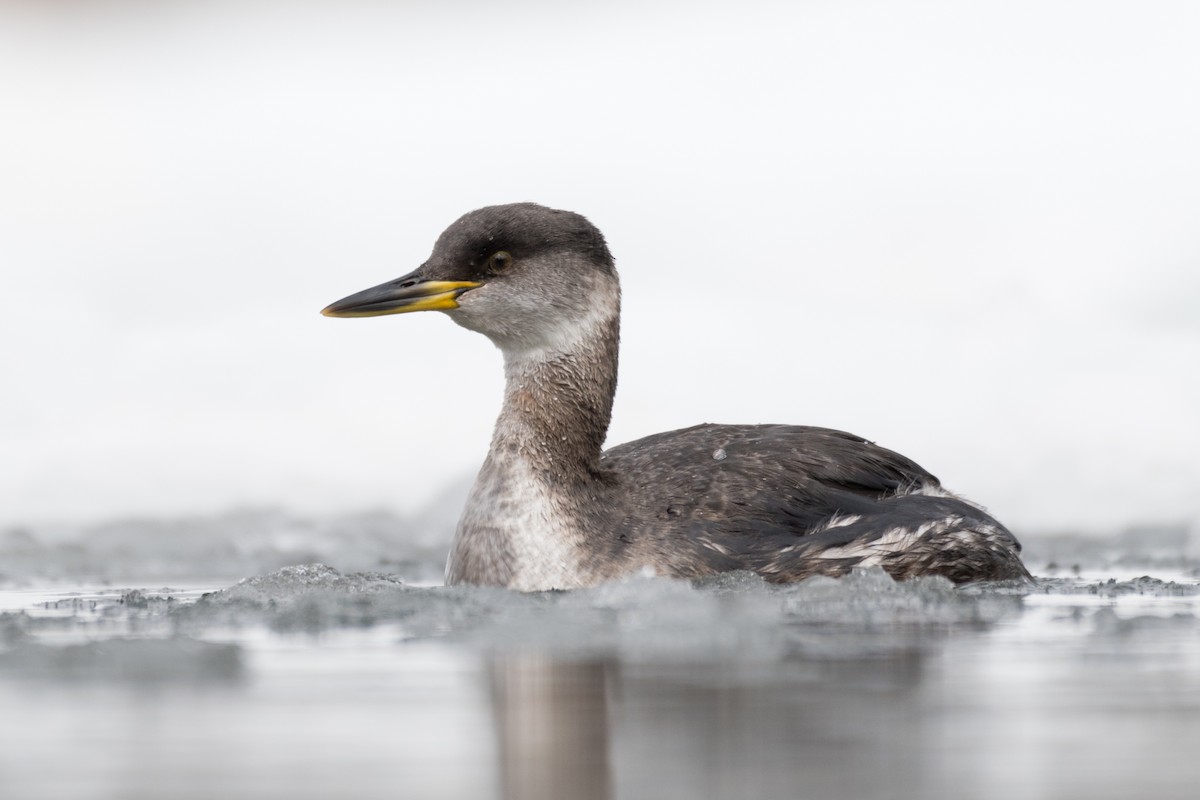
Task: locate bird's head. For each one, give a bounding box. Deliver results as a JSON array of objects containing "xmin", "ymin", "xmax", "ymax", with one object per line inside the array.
[{"xmin": 322, "ymin": 203, "xmax": 619, "ymax": 353}]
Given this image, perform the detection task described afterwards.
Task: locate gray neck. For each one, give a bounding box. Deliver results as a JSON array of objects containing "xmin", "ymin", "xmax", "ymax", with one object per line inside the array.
[
  {"xmin": 447, "ymin": 294, "xmax": 621, "ymax": 589},
  {"xmin": 493, "ymin": 313, "xmax": 619, "ymax": 478}
]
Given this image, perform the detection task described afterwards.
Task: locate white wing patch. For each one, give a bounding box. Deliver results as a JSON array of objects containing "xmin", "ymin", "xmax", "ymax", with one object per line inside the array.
[
  {"xmin": 814, "ymin": 516, "xmax": 965, "ymax": 563},
  {"xmin": 812, "ymin": 513, "xmax": 863, "ymax": 534},
  {"xmin": 902, "ymin": 482, "xmax": 992, "ymax": 514}
]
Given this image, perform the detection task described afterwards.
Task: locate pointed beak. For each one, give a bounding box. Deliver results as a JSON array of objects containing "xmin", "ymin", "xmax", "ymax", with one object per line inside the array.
[{"xmin": 321, "ymin": 274, "xmax": 481, "ymax": 318}]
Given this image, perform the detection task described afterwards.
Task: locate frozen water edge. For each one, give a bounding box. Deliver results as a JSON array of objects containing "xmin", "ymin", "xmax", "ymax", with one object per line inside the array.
[
  {"xmin": 162, "ymin": 565, "xmax": 1031, "ymax": 660},
  {"xmin": 2, "ymin": 565, "xmax": 1198, "ymax": 674}
]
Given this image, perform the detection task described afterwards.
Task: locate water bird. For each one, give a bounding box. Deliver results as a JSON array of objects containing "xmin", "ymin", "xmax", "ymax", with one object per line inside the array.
[{"xmin": 323, "ymin": 203, "xmax": 1030, "ymax": 590}]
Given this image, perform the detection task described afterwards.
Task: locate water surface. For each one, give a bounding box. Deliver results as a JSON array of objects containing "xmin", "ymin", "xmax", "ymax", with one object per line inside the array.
[{"xmin": 2, "ymin": 519, "xmax": 1198, "ymax": 799}]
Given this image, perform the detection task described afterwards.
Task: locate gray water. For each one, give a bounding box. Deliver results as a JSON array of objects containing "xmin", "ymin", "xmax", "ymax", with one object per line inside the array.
[{"xmin": 1, "ymin": 513, "xmax": 1198, "ymax": 799}]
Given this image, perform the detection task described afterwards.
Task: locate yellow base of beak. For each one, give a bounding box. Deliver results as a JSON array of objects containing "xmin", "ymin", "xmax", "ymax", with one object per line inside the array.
[{"xmin": 322, "ymin": 280, "xmax": 481, "ymax": 318}]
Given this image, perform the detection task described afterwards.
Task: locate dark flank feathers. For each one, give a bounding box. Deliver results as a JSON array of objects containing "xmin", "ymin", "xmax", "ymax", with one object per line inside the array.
[{"xmin": 597, "ymin": 424, "xmax": 1030, "ymax": 583}]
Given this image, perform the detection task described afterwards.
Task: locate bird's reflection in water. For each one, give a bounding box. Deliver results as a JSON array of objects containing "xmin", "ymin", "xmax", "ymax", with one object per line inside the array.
[
  {"xmin": 489, "ymin": 655, "xmax": 614, "ymax": 800},
  {"xmin": 487, "ymin": 649, "xmax": 930, "ymax": 800}
]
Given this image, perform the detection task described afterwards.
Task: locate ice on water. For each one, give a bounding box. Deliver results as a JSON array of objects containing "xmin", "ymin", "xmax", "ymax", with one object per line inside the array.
[
  {"xmin": 3, "ymin": 510, "xmax": 1200, "ymax": 799},
  {"xmin": 1, "ymin": 511, "xmax": 1199, "ymax": 668},
  {"xmin": 120, "ymin": 561, "xmax": 1022, "ymax": 662}
]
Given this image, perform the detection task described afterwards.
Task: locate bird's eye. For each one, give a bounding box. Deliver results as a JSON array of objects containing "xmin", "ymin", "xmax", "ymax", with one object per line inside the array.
[{"xmin": 486, "ymin": 251, "xmax": 512, "ymax": 273}]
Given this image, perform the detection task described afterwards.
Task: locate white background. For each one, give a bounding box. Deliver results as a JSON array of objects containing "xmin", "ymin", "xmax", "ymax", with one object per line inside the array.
[{"xmin": 2, "ymin": 0, "xmax": 1197, "ymax": 533}]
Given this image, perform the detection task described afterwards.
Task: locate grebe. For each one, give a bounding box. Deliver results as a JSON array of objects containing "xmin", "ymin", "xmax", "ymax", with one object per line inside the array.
[{"xmin": 323, "ymin": 203, "xmax": 1030, "ymax": 590}]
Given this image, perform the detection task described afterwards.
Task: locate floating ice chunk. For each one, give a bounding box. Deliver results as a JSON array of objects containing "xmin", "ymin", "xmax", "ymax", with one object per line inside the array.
[
  {"xmin": 780, "ymin": 567, "xmax": 1021, "ymax": 627},
  {"xmin": 211, "ymin": 564, "xmax": 405, "ymax": 603},
  {"xmin": 178, "ymin": 565, "xmax": 511, "ymax": 635},
  {"xmin": 1028, "ymin": 576, "xmax": 1200, "ymax": 599},
  {"xmin": 691, "ymin": 570, "xmax": 773, "ymax": 594}
]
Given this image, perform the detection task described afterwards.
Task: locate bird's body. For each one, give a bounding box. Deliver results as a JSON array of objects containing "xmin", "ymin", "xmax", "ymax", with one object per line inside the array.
[{"xmin": 324, "ymin": 203, "xmax": 1030, "ymax": 589}]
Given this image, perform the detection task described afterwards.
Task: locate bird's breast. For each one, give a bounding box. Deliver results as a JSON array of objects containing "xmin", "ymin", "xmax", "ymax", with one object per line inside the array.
[{"xmin": 453, "ymin": 457, "xmax": 591, "ymax": 591}]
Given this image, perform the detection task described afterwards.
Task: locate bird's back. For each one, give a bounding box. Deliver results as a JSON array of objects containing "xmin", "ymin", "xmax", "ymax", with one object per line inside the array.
[{"xmin": 597, "ymin": 424, "xmax": 1030, "ymax": 583}]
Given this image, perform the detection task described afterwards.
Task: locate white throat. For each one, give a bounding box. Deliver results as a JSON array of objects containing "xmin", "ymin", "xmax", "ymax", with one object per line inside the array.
[{"xmin": 446, "ymin": 281, "xmax": 621, "ymax": 590}]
